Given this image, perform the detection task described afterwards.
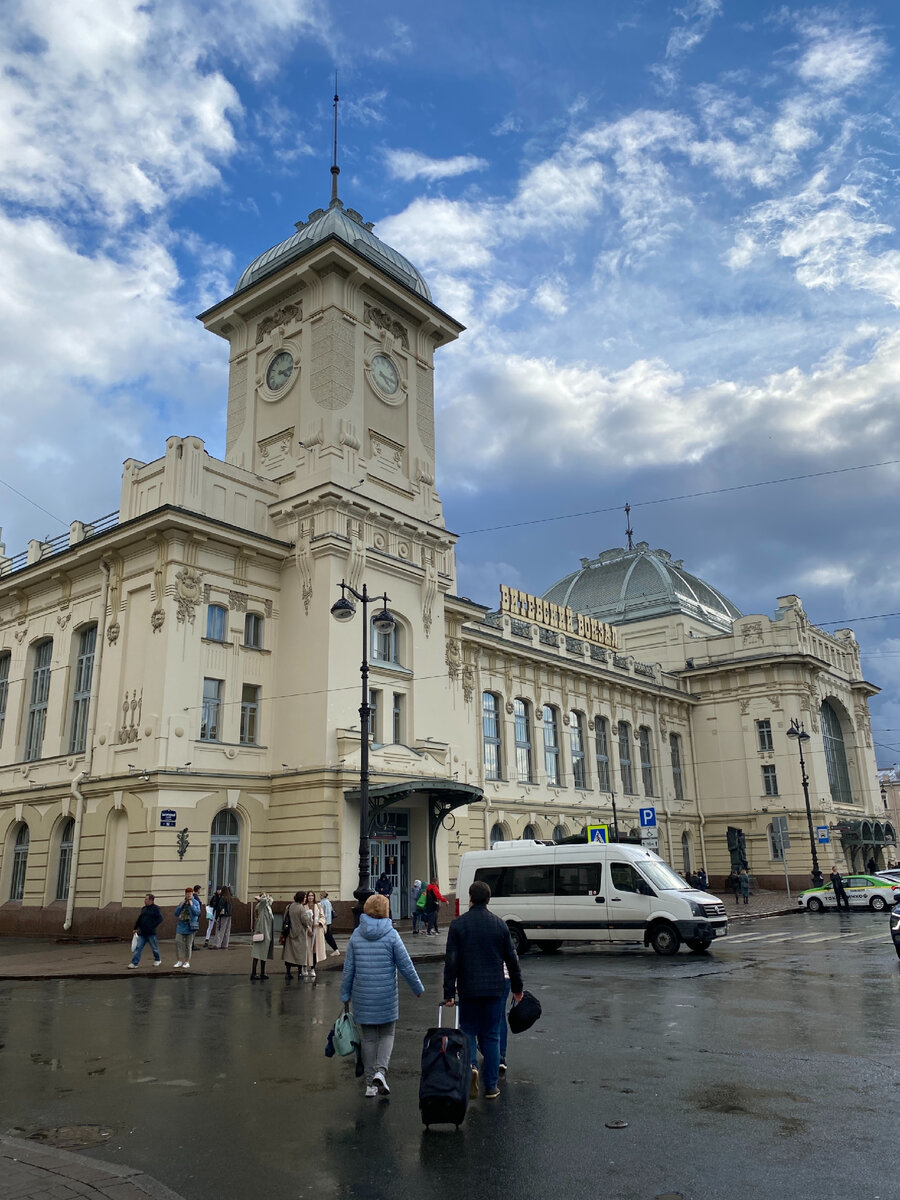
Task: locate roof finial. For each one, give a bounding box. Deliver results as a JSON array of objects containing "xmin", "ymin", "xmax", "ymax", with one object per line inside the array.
[
  {"xmin": 624, "ymin": 502, "xmax": 634, "ymax": 551},
  {"xmin": 330, "ymin": 71, "xmax": 341, "ymax": 207}
]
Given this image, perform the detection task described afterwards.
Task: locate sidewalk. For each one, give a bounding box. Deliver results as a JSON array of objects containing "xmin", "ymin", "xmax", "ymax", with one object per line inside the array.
[
  {"xmin": 0, "ymin": 893, "xmax": 795, "ymax": 980},
  {"xmin": 0, "ymin": 1134, "xmax": 184, "ymax": 1200}
]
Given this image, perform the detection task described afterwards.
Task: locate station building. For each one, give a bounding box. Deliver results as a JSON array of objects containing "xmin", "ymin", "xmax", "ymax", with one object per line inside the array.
[{"xmin": 0, "ymin": 180, "xmax": 890, "ymax": 936}]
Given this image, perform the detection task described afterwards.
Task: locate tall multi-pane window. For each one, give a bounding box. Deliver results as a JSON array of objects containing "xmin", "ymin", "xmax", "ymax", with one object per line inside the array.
[
  {"xmin": 482, "ymin": 692, "xmax": 502, "ymax": 781},
  {"xmin": 25, "ymin": 640, "xmax": 53, "ymax": 762},
  {"xmin": 595, "ymin": 716, "xmax": 612, "ymax": 792},
  {"xmin": 368, "ymin": 689, "xmax": 381, "ymax": 742},
  {"xmin": 820, "ymin": 701, "xmax": 853, "ymax": 806},
  {"xmin": 756, "ymin": 719, "xmax": 774, "ymax": 752},
  {"xmin": 244, "ymin": 612, "xmax": 263, "ymax": 649},
  {"xmin": 206, "ymin": 604, "xmax": 227, "ymax": 641},
  {"xmin": 543, "ymin": 706, "xmax": 561, "ymax": 786},
  {"xmin": 209, "ymin": 810, "xmax": 239, "ymax": 891},
  {"xmin": 371, "ymin": 619, "xmax": 399, "ymax": 664},
  {"xmin": 639, "ymin": 726, "xmax": 655, "ymax": 796},
  {"xmin": 55, "ymin": 817, "xmax": 75, "ymax": 901},
  {"xmin": 10, "ymin": 824, "xmax": 29, "ymax": 900},
  {"xmin": 239, "ymin": 684, "xmax": 260, "ymax": 745},
  {"xmin": 200, "ymin": 678, "xmax": 224, "ymax": 741},
  {"xmin": 618, "ymin": 721, "xmax": 635, "ymax": 794},
  {"xmin": 392, "ymin": 693, "xmax": 404, "ymax": 743},
  {"xmin": 670, "ymin": 733, "xmax": 685, "ymax": 802},
  {"xmin": 570, "ymin": 711, "xmax": 587, "ymax": 789},
  {"xmin": 514, "ymin": 699, "xmax": 533, "ymax": 783},
  {"xmin": 0, "ymin": 651, "xmax": 9, "ymax": 747},
  {"xmin": 762, "ymin": 764, "xmax": 779, "ymax": 796},
  {"xmin": 69, "ymin": 625, "xmax": 97, "ymax": 754}
]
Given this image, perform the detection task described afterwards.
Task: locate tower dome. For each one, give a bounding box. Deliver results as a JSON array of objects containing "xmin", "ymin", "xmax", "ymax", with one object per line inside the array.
[
  {"xmin": 234, "ymin": 201, "xmax": 432, "ymax": 300},
  {"xmin": 542, "ymin": 542, "xmax": 741, "ymax": 633}
]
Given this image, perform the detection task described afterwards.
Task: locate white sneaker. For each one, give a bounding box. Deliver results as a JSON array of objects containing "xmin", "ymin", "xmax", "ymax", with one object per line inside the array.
[
  {"xmin": 329, "ymin": 950, "xmax": 341, "ymax": 957},
  {"xmin": 173, "ymin": 961, "xmax": 183, "ymax": 968},
  {"xmin": 154, "ymin": 961, "xmax": 162, "ymax": 967},
  {"xmin": 364, "ymin": 1085, "xmax": 378, "ymax": 1098},
  {"xmin": 181, "ymin": 962, "xmax": 190, "ymax": 969},
  {"xmin": 127, "ymin": 963, "xmax": 138, "ymax": 969},
  {"xmin": 309, "ymin": 969, "xmax": 316, "ymax": 980},
  {"xmin": 373, "ymin": 1071, "xmax": 390, "ymax": 1095}
]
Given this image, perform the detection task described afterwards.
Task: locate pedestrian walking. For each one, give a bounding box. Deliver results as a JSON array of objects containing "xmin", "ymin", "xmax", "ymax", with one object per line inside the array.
[
  {"xmin": 410, "ymin": 879, "xmax": 425, "ymax": 934},
  {"xmin": 204, "ymin": 886, "xmax": 221, "ymax": 946},
  {"xmin": 739, "ymin": 867, "xmax": 751, "ymax": 905},
  {"xmin": 424, "ymin": 876, "xmax": 448, "ymax": 935},
  {"xmin": 300, "ymin": 889, "xmax": 327, "ymax": 980},
  {"xmin": 250, "ymin": 892, "xmax": 274, "ymax": 981},
  {"xmin": 173, "ymin": 886, "xmax": 202, "ymax": 968},
  {"xmin": 375, "ymin": 872, "xmax": 393, "ymax": 898},
  {"xmin": 867, "ymin": 856, "xmax": 878, "ymax": 875},
  {"xmin": 209, "ymin": 885, "xmax": 233, "ymax": 949},
  {"xmin": 340, "ymin": 893, "xmax": 424, "ymax": 1098},
  {"xmin": 319, "ymin": 892, "xmax": 340, "ymax": 956},
  {"xmin": 128, "ymin": 893, "xmax": 163, "ymax": 968},
  {"xmin": 696, "ymin": 868, "xmax": 708, "ymax": 891},
  {"xmin": 830, "ymin": 865, "xmax": 850, "ymax": 910},
  {"xmin": 729, "ymin": 868, "xmax": 741, "ymax": 906},
  {"xmin": 443, "ymin": 880, "xmax": 523, "ymax": 1101},
  {"xmin": 281, "ymin": 891, "xmax": 306, "ymax": 980}
]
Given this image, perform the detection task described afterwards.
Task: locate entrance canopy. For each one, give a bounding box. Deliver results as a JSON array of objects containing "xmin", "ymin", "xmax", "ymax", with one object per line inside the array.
[{"xmin": 344, "ymin": 779, "xmax": 483, "ymax": 883}]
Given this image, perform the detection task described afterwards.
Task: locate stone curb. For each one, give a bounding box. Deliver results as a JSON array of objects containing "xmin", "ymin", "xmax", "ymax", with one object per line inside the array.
[{"xmin": 0, "ymin": 1133, "xmax": 185, "ymax": 1200}]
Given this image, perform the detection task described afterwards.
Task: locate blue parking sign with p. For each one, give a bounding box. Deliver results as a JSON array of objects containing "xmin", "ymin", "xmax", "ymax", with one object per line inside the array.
[{"xmin": 639, "ymin": 807, "xmax": 657, "ymax": 828}]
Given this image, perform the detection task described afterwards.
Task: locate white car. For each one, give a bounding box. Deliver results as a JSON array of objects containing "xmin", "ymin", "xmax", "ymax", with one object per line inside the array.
[{"xmin": 798, "ymin": 873, "xmax": 900, "ymax": 912}]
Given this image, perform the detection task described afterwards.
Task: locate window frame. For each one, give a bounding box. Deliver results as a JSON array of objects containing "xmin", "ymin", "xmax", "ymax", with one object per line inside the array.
[
  {"xmin": 209, "ymin": 810, "xmax": 240, "ymax": 891},
  {"xmin": 200, "ymin": 677, "xmax": 224, "ymax": 742},
  {"xmin": 762, "ymin": 764, "xmax": 779, "ymax": 796},
  {"xmin": 10, "ymin": 823, "xmax": 29, "ymax": 901},
  {"xmin": 482, "ymin": 691, "xmax": 502, "ymax": 781},
  {"xmin": 243, "ymin": 611, "xmax": 263, "ymax": 649},
  {"xmin": 542, "ymin": 705, "xmax": 561, "ymax": 786},
  {"xmin": 0, "ymin": 651, "xmax": 9, "ymax": 748},
  {"xmin": 821, "ymin": 700, "xmax": 853, "ymax": 806},
  {"xmin": 670, "ymin": 732, "xmax": 685, "ymax": 803},
  {"xmin": 756, "ymin": 719, "xmax": 774, "ymax": 752},
  {"xmin": 639, "ymin": 726, "xmax": 655, "ymax": 797},
  {"xmin": 513, "ymin": 698, "xmax": 533, "ymax": 784},
  {"xmin": 595, "ymin": 716, "xmax": 612, "ymax": 792},
  {"xmin": 55, "ymin": 817, "xmax": 76, "ymax": 902},
  {"xmin": 391, "ymin": 692, "xmax": 404, "ymax": 744},
  {"xmin": 570, "ymin": 710, "xmax": 587, "ymax": 789},
  {"xmin": 370, "ymin": 617, "xmax": 401, "ymax": 666},
  {"xmin": 24, "ymin": 639, "xmax": 53, "ymax": 762},
  {"xmin": 69, "ymin": 624, "xmax": 97, "ymax": 754},
  {"xmin": 206, "ymin": 604, "xmax": 228, "ymax": 642},
  {"xmin": 239, "ymin": 683, "xmax": 260, "ymax": 745},
  {"xmin": 618, "ymin": 720, "xmax": 635, "ymax": 794}
]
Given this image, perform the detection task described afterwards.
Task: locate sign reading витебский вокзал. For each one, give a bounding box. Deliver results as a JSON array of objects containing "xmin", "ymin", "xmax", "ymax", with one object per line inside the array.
[{"xmin": 499, "ymin": 585, "xmax": 618, "ymax": 651}]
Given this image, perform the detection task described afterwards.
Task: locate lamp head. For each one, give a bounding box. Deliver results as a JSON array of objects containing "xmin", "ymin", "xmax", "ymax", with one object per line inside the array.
[
  {"xmin": 787, "ymin": 720, "xmax": 811, "ymax": 743},
  {"xmin": 372, "ymin": 607, "xmax": 395, "ymax": 635},
  {"xmin": 330, "ymin": 595, "xmax": 356, "ymax": 622}
]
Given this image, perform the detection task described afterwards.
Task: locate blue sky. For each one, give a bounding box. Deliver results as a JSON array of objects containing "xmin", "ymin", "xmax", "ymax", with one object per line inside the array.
[{"xmin": 2, "ymin": 0, "xmax": 900, "ymax": 765}]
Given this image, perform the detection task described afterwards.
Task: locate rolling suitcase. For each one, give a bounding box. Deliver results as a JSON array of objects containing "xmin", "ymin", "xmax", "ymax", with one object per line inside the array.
[{"xmin": 419, "ymin": 1006, "xmax": 469, "ymax": 1129}]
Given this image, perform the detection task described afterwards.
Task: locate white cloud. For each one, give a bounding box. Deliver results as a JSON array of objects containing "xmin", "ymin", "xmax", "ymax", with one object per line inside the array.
[
  {"xmin": 533, "ymin": 278, "xmax": 568, "ymax": 316},
  {"xmin": 384, "ymin": 149, "xmax": 488, "ymax": 182},
  {"xmin": 795, "ymin": 21, "xmax": 888, "ymax": 93},
  {"xmin": 377, "ymin": 197, "xmax": 499, "ymax": 272}
]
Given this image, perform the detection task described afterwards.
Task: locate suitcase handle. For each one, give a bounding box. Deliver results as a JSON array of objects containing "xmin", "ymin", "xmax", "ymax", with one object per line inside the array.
[{"xmin": 437, "ymin": 1004, "xmax": 460, "ymax": 1029}]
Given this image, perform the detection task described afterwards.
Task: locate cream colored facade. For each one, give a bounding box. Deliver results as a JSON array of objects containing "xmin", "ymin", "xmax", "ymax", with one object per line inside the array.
[{"xmin": 0, "ymin": 190, "xmax": 890, "ymax": 936}]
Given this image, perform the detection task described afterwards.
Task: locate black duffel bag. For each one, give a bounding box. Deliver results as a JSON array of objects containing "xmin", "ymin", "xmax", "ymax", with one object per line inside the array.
[{"xmin": 507, "ymin": 990, "xmax": 542, "ymax": 1033}]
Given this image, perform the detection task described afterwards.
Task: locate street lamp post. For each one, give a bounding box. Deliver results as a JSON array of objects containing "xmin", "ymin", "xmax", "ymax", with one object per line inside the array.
[
  {"xmin": 787, "ymin": 717, "xmax": 823, "ymax": 888},
  {"xmin": 331, "ymin": 580, "xmax": 395, "ymax": 924}
]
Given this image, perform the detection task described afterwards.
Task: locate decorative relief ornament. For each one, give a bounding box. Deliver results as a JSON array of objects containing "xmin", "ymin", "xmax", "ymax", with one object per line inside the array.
[
  {"xmin": 741, "ymin": 621, "xmax": 764, "ymax": 647},
  {"xmin": 364, "ymin": 304, "xmax": 410, "ymax": 350},
  {"xmin": 445, "ymin": 639, "xmax": 461, "ymax": 681},
  {"xmin": 256, "ymin": 303, "xmax": 301, "ymax": 345},
  {"xmin": 506, "ymin": 701, "xmax": 514, "ymax": 715},
  {"xmin": 106, "ymin": 622, "xmax": 121, "ymax": 645},
  {"xmin": 151, "ymin": 609, "xmax": 165, "ymax": 633},
  {"xmin": 13, "ymin": 627, "xmax": 28, "ymax": 644},
  {"xmin": 739, "ymin": 699, "xmax": 751, "ymax": 715},
  {"xmin": 57, "ymin": 612, "xmax": 71, "ymax": 630},
  {"xmin": 264, "ymin": 598, "xmax": 273, "ymax": 619},
  {"xmin": 461, "ymin": 664, "xmax": 476, "ymax": 705},
  {"xmin": 118, "ymin": 689, "xmax": 142, "ymax": 744},
  {"xmin": 175, "ymin": 567, "xmax": 204, "ymax": 625},
  {"xmin": 228, "ymin": 590, "xmax": 249, "ymax": 613}
]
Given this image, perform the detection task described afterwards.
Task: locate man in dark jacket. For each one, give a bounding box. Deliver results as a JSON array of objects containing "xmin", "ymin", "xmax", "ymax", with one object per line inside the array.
[
  {"xmin": 129, "ymin": 893, "xmax": 164, "ymax": 968},
  {"xmin": 443, "ymin": 881, "xmax": 523, "ymax": 1099},
  {"xmin": 830, "ymin": 866, "xmax": 850, "ymax": 910}
]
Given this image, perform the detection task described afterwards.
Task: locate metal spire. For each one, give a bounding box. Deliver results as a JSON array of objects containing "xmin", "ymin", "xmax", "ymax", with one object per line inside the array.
[
  {"xmin": 330, "ymin": 72, "xmax": 340, "ymax": 207},
  {"xmin": 625, "ymin": 503, "xmax": 634, "ymax": 551}
]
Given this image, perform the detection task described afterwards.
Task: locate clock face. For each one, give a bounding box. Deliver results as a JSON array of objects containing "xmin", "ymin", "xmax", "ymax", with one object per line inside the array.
[
  {"xmin": 266, "ymin": 351, "xmax": 293, "ymax": 392},
  {"xmin": 371, "ymin": 353, "xmax": 400, "ymax": 396}
]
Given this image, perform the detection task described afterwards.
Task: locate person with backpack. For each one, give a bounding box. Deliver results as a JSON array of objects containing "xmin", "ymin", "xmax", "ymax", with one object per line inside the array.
[
  {"xmin": 411, "ymin": 879, "xmax": 426, "ymax": 934},
  {"xmin": 424, "ymin": 877, "xmax": 448, "ymax": 935}
]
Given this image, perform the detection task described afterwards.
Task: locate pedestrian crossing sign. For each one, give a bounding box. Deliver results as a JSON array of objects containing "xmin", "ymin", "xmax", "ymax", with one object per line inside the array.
[{"xmin": 587, "ymin": 824, "xmax": 610, "ymax": 843}]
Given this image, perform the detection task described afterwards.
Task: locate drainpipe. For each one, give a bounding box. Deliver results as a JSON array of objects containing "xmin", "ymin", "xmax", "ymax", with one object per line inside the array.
[{"xmin": 64, "ymin": 559, "xmax": 111, "ymax": 931}]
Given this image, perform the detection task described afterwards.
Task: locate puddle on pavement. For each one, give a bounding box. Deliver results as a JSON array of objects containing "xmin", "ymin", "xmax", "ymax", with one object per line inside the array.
[{"xmin": 12, "ymin": 1123, "xmax": 114, "ymax": 1149}]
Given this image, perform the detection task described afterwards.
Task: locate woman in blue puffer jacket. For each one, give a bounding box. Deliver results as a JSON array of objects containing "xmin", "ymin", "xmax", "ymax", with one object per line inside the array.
[{"xmin": 340, "ymin": 893, "xmax": 424, "ymax": 1097}]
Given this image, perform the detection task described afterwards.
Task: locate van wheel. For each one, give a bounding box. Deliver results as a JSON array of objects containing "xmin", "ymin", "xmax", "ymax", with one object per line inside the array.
[
  {"xmin": 649, "ymin": 923, "xmax": 680, "ymax": 956},
  {"xmin": 686, "ymin": 939, "xmax": 710, "ymax": 953},
  {"xmin": 869, "ymin": 895, "xmax": 888, "ymax": 912},
  {"xmin": 538, "ymin": 941, "xmax": 562, "ymax": 954},
  {"xmin": 508, "ymin": 924, "xmax": 529, "ymax": 955}
]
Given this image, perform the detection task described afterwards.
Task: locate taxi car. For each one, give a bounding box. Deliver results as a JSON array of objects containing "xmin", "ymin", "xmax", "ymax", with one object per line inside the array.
[{"xmin": 797, "ymin": 874, "xmax": 900, "ymax": 913}]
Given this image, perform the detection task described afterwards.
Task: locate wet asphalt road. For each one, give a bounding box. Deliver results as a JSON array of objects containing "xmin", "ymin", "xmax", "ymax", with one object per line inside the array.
[{"xmin": 1, "ymin": 912, "xmax": 899, "ymax": 1200}]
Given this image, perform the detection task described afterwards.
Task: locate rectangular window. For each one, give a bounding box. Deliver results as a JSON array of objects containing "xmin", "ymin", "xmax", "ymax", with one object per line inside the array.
[
  {"xmin": 757, "ymin": 719, "xmax": 773, "ymax": 752},
  {"xmin": 570, "ymin": 711, "xmax": 587, "ymax": 789},
  {"xmin": 762, "ymin": 764, "xmax": 779, "ymax": 796},
  {"xmin": 555, "ymin": 862, "xmax": 602, "ymax": 896},
  {"xmin": 206, "ymin": 605, "xmax": 227, "ymax": 641},
  {"xmin": 595, "ymin": 716, "xmax": 612, "ymax": 792},
  {"xmin": 473, "ymin": 865, "xmax": 508, "ymax": 896},
  {"xmin": 239, "ymin": 684, "xmax": 260, "ymax": 745},
  {"xmin": 482, "ymin": 692, "xmax": 502, "ymax": 781},
  {"xmin": 618, "ymin": 721, "xmax": 634, "ymax": 794},
  {"xmin": 507, "ymin": 863, "xmax": 554, "ymax": 896},
  {"xmin": 514, "ymin": 699, "xmax": 533, "ymax": 783},
  {"xmin": 200, "ymin": 677, "xmax": 223, "ymax": 741},
  {"xmin": 0, "ymin": 652, "xmax": 9, "ymax": 747},
  {"xmin": 543, "ymin": 706, "xmax": 560, "ymax": 786},
  {"xmin": 368, "ymin": 689, "xmax": 381, "ymax": 742},
  {"xmin": 69, "ymin": 625, "xmax": 97, "ymax": 754},
  {"xmin": 670, "ymin": 733, "xmax": 685, "ymax": 803},
  {"xmin": 392, "ymin": 692, "xmax": 404, "ymax": 744},
  {"xmin": 639, "ymin": 726, "xmax": 654, "ymax": 796},
  {"xmin": 244, "ymin": 612, "xmax": 263, "ymax": 649},
  {"xmin": 25, "ymin": 640, "xmax": 53, "ymax": 762}
]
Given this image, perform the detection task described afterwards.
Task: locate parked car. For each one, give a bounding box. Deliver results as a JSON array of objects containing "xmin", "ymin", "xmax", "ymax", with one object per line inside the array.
[
  {"xmin": 798, "ymin": 874, "xmax": 900, "ymax": 912},
  {"xmin": 875, "ymin": 870, "xmax": 900, "ymax": 885},
  {"xmin": 891, "ymin": 902, "xmax": 900, "ymax": 958}
]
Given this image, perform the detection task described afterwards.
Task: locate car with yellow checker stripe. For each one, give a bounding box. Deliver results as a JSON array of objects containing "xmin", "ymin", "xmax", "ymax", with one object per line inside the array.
[{"xmin": 797, "ymin": 873, "xmax": 900, "ymax": 912}]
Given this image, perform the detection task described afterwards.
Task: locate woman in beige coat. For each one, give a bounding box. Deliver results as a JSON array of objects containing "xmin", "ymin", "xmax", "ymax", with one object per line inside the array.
[
  {"xmin": 300, "ymin": 889, "xmax": 327, "ymax": 980},
  {"xmin": 281, "ymin": 891, "xmax": 306, "ymax": 982}
]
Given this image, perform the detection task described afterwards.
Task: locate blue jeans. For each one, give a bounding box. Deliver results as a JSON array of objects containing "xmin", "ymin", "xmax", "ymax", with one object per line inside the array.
[
  {"xmin": 412, "ymin": 907, "xmax": 423, "ymax": 932},
  {"xmin": 469, "ymin": 981, "xmax": 510, "ymax": 1069},
  {"xmin": 460, "ymin": 995, "xmax": 505, "ymax": 1091},
  {"xmin": 131, "ymin": 934, "xmax": 160, "ymax": 966}
]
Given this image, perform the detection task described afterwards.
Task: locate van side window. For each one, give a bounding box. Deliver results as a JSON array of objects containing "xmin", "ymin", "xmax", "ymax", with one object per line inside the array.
[
  {"xmin": 507, "ymin": 865, "xmax": 553, "ymax": 895},
  {"xmin": 556, "ymin": 863, "xmax": 602, "ymax": 896},
  {"xmin": 474, "ymin": 866, "xmax": 507, "ymax": 896},
  {"xmin": 610, "ymin": 863, "xmax": 641, "ymax": 893}
]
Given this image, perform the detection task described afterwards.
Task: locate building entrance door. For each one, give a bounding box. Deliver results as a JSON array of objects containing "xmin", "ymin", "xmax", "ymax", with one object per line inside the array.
[{"xmin": 369, "ymin": 809, "xmax": 410, "ymax": 919}]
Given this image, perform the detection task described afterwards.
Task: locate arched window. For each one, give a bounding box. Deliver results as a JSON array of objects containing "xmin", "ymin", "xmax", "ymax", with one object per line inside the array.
[
  {"xmin": 570, "ymin": 711, "xmax": 587, "ymax": 789},
  {"xmin": 10, "ymin": 824, "xmax": 29, "ymax": 900},
  {"xmin": 25, "ymin": 639, "xmax": 53, "ymax": 762},
  {"xmin": 595, "ymin": 716, "xmax": 612, "ymax": 792},
  {"xmin": 670, "ymin": 733, "xmax": 685, "ymax": 802},
  {"xmin": 513, "ymin": 699, "xmax": 533, "ymax": 783},
  {"xmin": 542, "ymin": 706, "xmax": 561, "ymax": 786},
  {"xmin": 244, "ymin": 612, "xmax": 263, "ymax": 649},
  {"xmin": 482, "ymin": 692, "xmax": 502, "ymax": 781},
  {"xmin": 0, "ymin": 650, "xmax": 10, "ymax": 747},
  {"xmin": 69, "ymin": 624, "xmax": 97, "ymax": 754},
  {"xmin": 767, "ymin": 822, "xmax": 785, "ymax": 861},
  {"xmin": 523, "ymin": 823, "xmax": 537, "ymax": 841},
  {"xmin": 206, "ymin": 604, "xmax": 228, "ymax": 641},
  {"xmin": 371, "ymin": 617, "xmax": 401, "ymax": 665},
  {"xmin": 489, "ymin": 822, "xmax": 507, "ymax": 847},
  {"xmin": 55, "ymin": 817, "xmax": 75, "ymax": 901},
  {"xmin": 681, "ymin": 830, "xmax": 692, "ymax": 876},
  {"xmin": 618, "ymin": 721, "xmax": 635, "ymax": 794},
  {"xmin": 209, "ymin": 810, "xmax": 240, "ymax": 891},
  {"xmin": 553, "ymin": 823, "xmax": 568, "ymax": 843},
  {"xmin": 821, "ymin": 700, "xmax": 853, "ymax": 806},
  {"xmin": 639, "ymin": 726, "xmax": 654, "ymax": 796}
]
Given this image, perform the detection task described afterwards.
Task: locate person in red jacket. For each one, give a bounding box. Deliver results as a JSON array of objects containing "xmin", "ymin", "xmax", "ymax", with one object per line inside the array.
[{"xmin": 424, "ymin": 877, "xmax": 448, "ymax": 935}]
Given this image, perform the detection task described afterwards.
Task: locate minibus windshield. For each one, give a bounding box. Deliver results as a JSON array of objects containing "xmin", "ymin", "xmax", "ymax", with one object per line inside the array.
[{"xmin": 639, "ymin": 862, "xmax": 691, "ymax": 891}]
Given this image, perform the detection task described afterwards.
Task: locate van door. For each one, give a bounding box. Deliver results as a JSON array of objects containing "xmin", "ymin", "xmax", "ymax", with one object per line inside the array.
[
  {"xmin": 607, "ymin": 860, "xmax": 655, "ymax": 943},
  {"xmin": 554, "ymin": 860, "xmax": 608, "ymax": 942}
]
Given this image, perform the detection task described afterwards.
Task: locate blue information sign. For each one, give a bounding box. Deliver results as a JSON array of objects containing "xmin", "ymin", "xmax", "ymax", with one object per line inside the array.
[
  {"xmin": 639, "ymin": 807, "xmax": 657, "ymax": 828},
  {"xmin": 160, "ymin": 809, "xmax": 177, "ymax": 828},
  {"xmin": 816, "ymin": 825, "xmax": 830, "ymax": 844}
]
